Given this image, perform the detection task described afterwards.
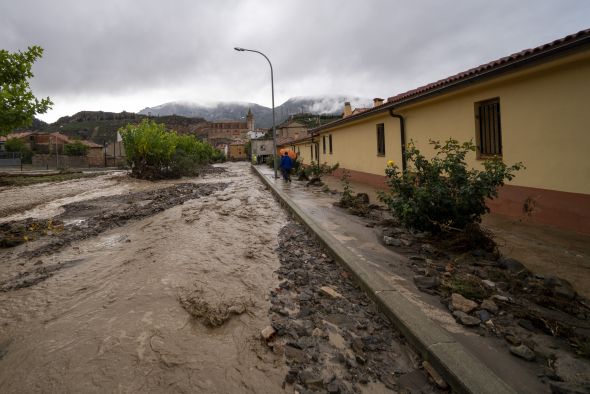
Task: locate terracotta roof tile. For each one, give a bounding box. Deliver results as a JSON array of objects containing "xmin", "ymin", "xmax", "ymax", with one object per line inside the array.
[
  {"xmin": 387, "ymin": 28, "xmax": 590, "ymax": 104},
  {"xmin": 306, "ymin": 28, "xmax": 590, "ymax": 135}
]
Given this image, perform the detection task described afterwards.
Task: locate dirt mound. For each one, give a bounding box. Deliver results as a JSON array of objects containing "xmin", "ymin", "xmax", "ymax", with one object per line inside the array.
[{"xmin": 178, "ymin": 289, "xmax": 254, "ymax": 327}]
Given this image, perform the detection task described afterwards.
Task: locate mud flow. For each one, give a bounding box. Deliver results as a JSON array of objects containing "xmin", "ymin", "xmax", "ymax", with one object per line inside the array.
[{"xmin": 0, "ymin": 163, "xmax": 288, "ymax": 393}]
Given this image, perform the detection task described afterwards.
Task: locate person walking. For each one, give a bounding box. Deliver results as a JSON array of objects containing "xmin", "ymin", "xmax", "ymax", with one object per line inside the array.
[{"xmin": 280, "ymin": 151, "xmax": 293, "ymax": 182}]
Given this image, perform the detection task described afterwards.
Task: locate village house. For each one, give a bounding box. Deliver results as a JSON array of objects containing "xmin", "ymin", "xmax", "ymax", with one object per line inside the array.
[
  {"xmin": 284, "ymin": 28, "xmax": 590, "ymax": 234},
  {"xmin": 228, "ymin": 140, "xmax": 248, "ymax": 161},
  {"xmin": 251, "ymin": 138, "xmax": 274, "ymax": 164},
  {"xmin": 3, "ymin": 131, "xmax": 104, "ymax": 167},
  {"xmin": 204, "ymin": 109, "xmax": 254, "ymax": 146}
]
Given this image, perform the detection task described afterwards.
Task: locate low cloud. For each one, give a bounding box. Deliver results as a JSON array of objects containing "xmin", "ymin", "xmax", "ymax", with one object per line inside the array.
[{"xmin": 2, "ymin": 0, "xmax": 588, "ymax": 122}]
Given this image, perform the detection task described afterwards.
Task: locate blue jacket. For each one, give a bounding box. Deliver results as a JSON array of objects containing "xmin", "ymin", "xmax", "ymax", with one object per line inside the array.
[{"xmin": 280, "ymin": 155, "xmax": 293, "ymax": 170}]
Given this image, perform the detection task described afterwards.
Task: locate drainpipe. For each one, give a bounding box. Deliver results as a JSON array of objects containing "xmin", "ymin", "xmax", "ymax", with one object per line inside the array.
[{"xmin": 389, "ymin": 109, "xmax": 407, "ymax": 172}]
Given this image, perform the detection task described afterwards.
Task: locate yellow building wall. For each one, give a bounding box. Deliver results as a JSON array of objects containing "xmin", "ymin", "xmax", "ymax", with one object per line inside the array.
[
  {"xmin": 312, "ymin": 51, "xmax": 590, "ymax": 195},
  {"xmin": 315, "ymin": 113, "xmax": 403, "ymax": 176},
  {"xmin": 292, "ymin": 141, "xmax": 315, "ymax": 164},
  {"xmin": 399, "ymin": 53, "xmax": 590, "ymax": 194}
]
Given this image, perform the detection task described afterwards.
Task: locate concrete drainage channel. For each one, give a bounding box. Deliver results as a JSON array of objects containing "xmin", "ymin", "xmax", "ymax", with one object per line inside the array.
[{"xmin": 251, "ymin": 164, "xmax": 516, "ymax": 394}]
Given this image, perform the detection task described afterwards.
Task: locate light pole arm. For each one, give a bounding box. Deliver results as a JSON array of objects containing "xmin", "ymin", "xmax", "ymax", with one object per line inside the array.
[{"xmin": 234, "ymin": 47, "xmax": 278, "ymax": 178}]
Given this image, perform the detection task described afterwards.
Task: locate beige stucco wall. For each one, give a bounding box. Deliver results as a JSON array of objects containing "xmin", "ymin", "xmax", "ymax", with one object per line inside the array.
[
  {"xmin": 289, "ymin": 141, "xmax": 310, "ymax": 163},
  {"xmin": 313, "ymin": 50, "xmax": 590, "ymax": 195},
  {"xmin": 315, "ymin": 113, "xmax": 403, "ymax": 176}
]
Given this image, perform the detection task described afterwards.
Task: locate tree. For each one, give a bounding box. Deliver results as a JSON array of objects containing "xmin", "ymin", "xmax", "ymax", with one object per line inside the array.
[
  {"xmin": 120, "ymin": 119, "xmax": 222, "ymax": 179},
  {"xmin": 0, "ymin": 46, "xmax": 53, "ymax": 135},
  {"xmin": 4, "ymin": 137, "xmax": 33, "ymax": 163}
]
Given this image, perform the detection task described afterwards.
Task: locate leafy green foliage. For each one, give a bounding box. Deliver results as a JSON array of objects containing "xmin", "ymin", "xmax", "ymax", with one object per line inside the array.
[
  {"xmin": 305, "ymin": 161, "xmax": 339, "ymax": 186},
  {"xmin": 4, "ymin": 137, "xmax": 33, "ymax": 163},
  {"xmin": 63, "ymin": 141, "xmax": 89, "ymax": 156},
  {"xmin": 378, "ymin": 139, "xmax": 524, "ymax": 232},
  {"xmin": 120, "ymin": 120, "xmax": 222, "ymax": 179},
  {"xmin": 339, "ymin": 169, "xmax": 353, "ymax": 205},
  {"xmin": 244, "ymin": 140, "xmax": 251, "ymax": 157},
  {"xmin": 335, "ymin": 169, "xmax": 371, "ymax": 216},
  {"xmin": 0, "ymin": 46, "xmax": 53, "ymax": 135},
  {"xmin": 265, "ymin": 154, "xmax": 278, "ymax": 169},
  {"xmin": 4, "ymin": 137, "xmax": 25, "ymax": 152}
]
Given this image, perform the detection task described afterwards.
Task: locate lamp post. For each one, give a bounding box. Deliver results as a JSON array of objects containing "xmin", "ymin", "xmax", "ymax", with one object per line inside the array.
[{"xmin": 234, "ymin": 47, "xmax": 278, "ymax": 178}]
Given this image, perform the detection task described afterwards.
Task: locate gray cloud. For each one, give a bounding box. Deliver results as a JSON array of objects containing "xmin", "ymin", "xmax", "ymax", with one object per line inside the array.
[{"xmin": 1, "ymin": 0, "xmax": 588, "ymax": 121}]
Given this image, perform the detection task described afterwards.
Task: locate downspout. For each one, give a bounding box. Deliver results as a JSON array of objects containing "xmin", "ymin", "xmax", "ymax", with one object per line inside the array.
[{"xmin": 389, "ymin": 109, "xmax": 407, "ymax": 171}]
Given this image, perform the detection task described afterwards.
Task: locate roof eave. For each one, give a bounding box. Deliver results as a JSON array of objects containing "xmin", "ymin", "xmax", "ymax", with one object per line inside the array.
[{"xmin": 308, "ymin": 29, "xmax": 590, "ymax": 134}]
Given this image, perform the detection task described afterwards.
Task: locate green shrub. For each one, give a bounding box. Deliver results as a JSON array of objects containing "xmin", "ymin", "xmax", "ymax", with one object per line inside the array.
[
  {"xmin": 4, "ymin": 138, "xmax": 25, "ymax": 152},
  {"xmin": 378, "ymin": 139, "xmax": 523, "ymax": 232},
  {"xmin": 306, "ymin": 161, "xmax": 339, "ymax": 186},
  {"xmin": 120, "ymin": 119, "xmax": 219, "ymax": 179},
  {"xmin": 5, "ymin": 138, "xmax": 33, "ymax": 163},
  {"xmin": 265, "ymin": 155, "xmax": 277, "ymax": 168},
  {"xmin": 63, "ymin": 141, "xmax": 89, "ymax": 156}
]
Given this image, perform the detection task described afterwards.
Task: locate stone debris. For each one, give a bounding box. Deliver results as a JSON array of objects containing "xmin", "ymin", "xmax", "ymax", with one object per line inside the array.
[
  {"xmin": 369, "ymin": 217, "xmax": 590, "ymax": 391},
  {"xmin": 509, "ymin": 344, "xmax": 536, "ymax": 361},
  {"xmin": 452, "ymin": 310, "xmax": 481, "ymax": 327},
  {"xmin": 383, "ymin": 236, "xmax": 402, "ymax": 247},
  {"xmin": 480, "ymin": 299, "xmax": 498, "ymax": 314},
  {"xmin": 270, "ymin": 223, "xmax": 440, "ymax": 393},
  {"xmin": 319, "ymin": 286, "xmax": 343, "ymax": 299},
  {"xmin": 413, "ymin": 275, "xmax": 440, "ymax": 290},
  {"xmin": 450, "ymin": 293, "xmax": 478, "ymax": 314},
  {"xmin": 422, "ymin": 361, "xmax": 448, "ymax": 389},
  {"xmin": 481, "ymin": 279, "xmax": 496, "ymax": 288},
  {"xmin": 261, "ymin": 326, "xmax": 276, "ymax": 341}
]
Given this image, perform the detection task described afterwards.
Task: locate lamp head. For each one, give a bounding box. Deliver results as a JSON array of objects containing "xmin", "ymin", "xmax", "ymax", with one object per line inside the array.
[{"xmin": 234, "ymin": 47, "xmax": 245, "ymax": 51}]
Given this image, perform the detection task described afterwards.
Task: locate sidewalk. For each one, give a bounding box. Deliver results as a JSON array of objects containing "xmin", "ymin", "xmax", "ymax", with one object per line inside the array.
[
  {"xmin": 319, "ymin": 173, "xmax": 590, "ymax": 300},
  {"xmin": 253, "ymin": 164, "xmax": 548, "ymax": 394}
]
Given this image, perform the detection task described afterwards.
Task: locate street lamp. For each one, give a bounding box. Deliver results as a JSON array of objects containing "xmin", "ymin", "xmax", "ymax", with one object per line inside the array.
[{"xmin": 234, "ymin": 47, "xmax": 278, "ymax": 178}]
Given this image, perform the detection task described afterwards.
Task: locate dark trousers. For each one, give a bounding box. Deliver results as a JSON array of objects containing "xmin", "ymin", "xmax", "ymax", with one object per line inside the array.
[{"xmin": 281, "ymin": 168, "xmax": 291, "ymax": 181}]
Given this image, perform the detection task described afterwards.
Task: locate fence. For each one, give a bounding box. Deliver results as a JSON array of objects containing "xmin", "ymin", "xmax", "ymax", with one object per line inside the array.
[
  {"xmin": 0, "ymin": 152, "xmax": 21, "ymax": 166},
  {"xmin": 32, "ymin": 154, "xmax": 89, "ymax": 169}
]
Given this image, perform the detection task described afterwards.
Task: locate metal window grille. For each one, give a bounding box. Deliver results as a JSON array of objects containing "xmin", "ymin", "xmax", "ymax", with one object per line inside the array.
[
  {"xmin": 477, "ymin": 99, "xmax": 502, "ymax": 155},
  {"xmin": 376, "ymin": 124, "xmax": 385, "ymax": 155},
  {"xmin": 329, "ymin": 134, "xmax": 333, "ymax": 154},
  {"xmin": 322, "ymin": 135, "xmax": 326, "ymax": 154}
]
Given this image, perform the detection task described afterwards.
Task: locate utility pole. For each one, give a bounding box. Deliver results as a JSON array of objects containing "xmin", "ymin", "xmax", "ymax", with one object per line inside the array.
[{"xmin": 234, "ymin": 47, "xmax": 278, "ymax": 178}]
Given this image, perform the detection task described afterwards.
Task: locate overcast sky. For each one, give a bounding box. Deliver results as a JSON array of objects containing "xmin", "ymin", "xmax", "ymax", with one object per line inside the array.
[{"xmin": 2, "ymin": 0, "xmax": 589, "ymax": 122}]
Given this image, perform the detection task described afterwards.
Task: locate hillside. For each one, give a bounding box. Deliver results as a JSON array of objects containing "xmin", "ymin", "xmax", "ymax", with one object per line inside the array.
[
  {"xmin": 139, "ymin": 95, "xmax": 372, "ymax": 128},
  {"xmin": 41, "ymin": 111, "xmax": 208, "ymax": 144}
]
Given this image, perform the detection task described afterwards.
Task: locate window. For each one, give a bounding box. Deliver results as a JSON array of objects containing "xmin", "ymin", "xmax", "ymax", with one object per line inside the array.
[
  {"xmin": 329, "ymin": 134, "xmax": 333, "ymax": 154},
  {"xmin": 376, "ymin": 123, "xmax": 385, "ymax": 156},
  {"xmin": 322, "ymin": 136, "xmax": 326, "ymax": 154},
  {"xmin": 315, "ymin": 143, "xmax": 319, "ymax": 161},
  {"xmin": 310, "ymin": 145, "xmax": 313, "ymax": 160},
  {"xmin": 476, "ymin": 98, "xmax": 502, "ymax": 156}
]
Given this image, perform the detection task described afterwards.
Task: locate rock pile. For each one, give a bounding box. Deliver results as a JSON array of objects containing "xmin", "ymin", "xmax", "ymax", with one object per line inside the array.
[
  {"xmin": 379, "ymin": 225, "xmax": 590, "ymax": 392},
  {"xmin": 265, "ymin": 222, "xmax": 442, "ymax": 393}
]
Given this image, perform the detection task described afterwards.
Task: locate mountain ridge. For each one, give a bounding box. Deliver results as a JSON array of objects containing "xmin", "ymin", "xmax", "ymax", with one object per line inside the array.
[{"xmin": 139, "ymin": 95, "xmax": 372, "ymax": 128}]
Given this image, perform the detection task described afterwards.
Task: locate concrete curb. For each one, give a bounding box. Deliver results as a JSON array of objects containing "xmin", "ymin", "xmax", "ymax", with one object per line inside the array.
[{"xmin": 252, "ymin": 164, "xmax": 516, "ymax": 394}]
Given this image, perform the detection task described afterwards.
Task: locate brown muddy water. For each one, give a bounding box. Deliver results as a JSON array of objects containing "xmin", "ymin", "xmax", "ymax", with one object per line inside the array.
[{"xmin": 0, "ymin": 163, "xmax": 288, "ymax": 393}]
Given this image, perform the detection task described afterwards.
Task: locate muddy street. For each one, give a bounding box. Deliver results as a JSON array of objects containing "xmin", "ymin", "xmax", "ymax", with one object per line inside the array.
[
  {"xmin": 0, "ymin": 163, "xmax": 288, "ymax": 393},
  {"xmin": 0, "ymin": 162, "xmax": 440, "ymax": 393}
]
